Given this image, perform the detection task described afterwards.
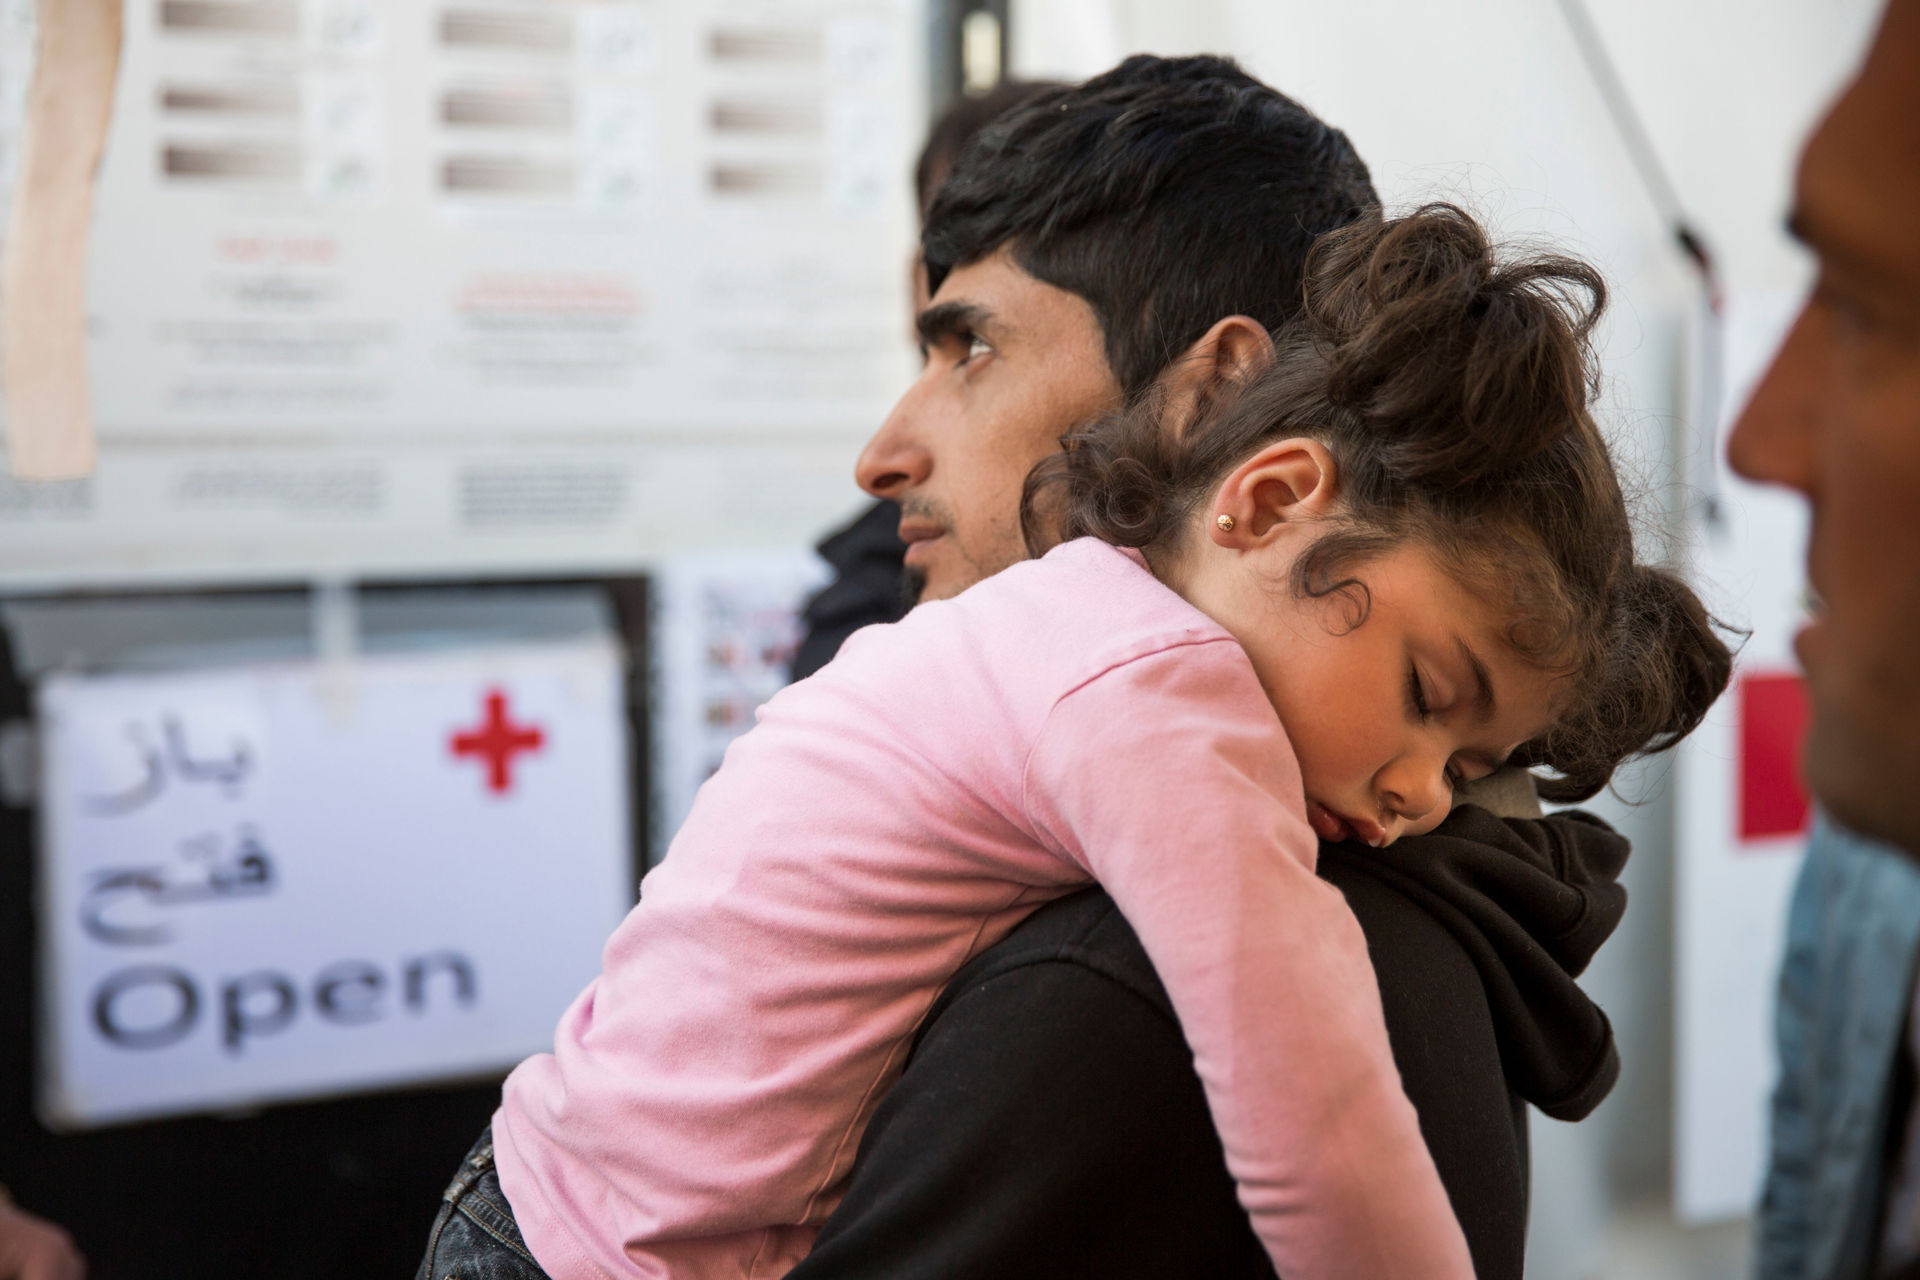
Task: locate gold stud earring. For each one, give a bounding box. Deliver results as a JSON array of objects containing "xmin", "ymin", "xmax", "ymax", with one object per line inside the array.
[{"xmin": 1216, "ymin": 513, "xmax": 1235, "ymax": 532}]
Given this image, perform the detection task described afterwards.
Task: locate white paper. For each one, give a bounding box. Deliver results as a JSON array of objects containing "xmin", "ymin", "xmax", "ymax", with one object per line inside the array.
[
  {"xmin": 37, "ymin": 639, "xmax": 633, "ymax": 1127},
  {"xmin": 0, "ymin": 0, "xmax": 918, "ymax": 583}
]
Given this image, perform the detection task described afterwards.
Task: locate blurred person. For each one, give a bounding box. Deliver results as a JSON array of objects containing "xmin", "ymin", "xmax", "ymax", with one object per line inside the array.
[
  {"xmin": 1726, "ymin": 2, "xmax": 1920, "ymax": 1277},
  {"xmin": 792, "ymin": 80, "xmax": 1061, "ymax": 684},
  {"xmin": 425, "ymin": 205, "xmax": 1729, "ymax": 1280},
  {"xmin": 1727, "ymin": 0, "xmax": 1920, "ymax": 864},
  {"xmin": 0, "ymin": 1192, "xmax": 83, "ymax": 1280}
]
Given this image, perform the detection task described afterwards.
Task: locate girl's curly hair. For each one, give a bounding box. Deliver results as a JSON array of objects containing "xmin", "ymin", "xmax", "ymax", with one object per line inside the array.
[{"xmin": 1021, "ymin": 203, "xmax": 1732, "ymax": 801}]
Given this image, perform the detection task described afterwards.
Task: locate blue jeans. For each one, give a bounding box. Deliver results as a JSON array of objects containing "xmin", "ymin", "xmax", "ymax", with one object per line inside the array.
[{"xmin": 416, "ymin": 1127, "xmax": 553, "ymax": 1280}]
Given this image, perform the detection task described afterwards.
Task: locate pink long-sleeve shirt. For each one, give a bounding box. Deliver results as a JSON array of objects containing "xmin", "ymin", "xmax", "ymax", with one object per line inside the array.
[{"xmin": 494, "ymin": 537, "xmax": 1473, "ymax": 1280}]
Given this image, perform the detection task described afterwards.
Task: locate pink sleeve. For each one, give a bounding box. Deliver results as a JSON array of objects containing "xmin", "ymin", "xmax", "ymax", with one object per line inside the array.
[{"xmin": 1021, "ymin": 638, "xmax": 1474, "ymax": 1280}]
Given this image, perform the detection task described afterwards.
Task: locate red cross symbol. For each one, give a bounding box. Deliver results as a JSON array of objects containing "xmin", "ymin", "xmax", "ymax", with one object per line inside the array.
[{"xmin": 450, "ymin": 688, "xmax": 546, "ymax": 795}]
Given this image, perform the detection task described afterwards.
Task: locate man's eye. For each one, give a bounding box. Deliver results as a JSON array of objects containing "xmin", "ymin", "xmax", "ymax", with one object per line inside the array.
[{"xmin": 962, "ymin": 334, "xmax": 992, "ymax": 363}]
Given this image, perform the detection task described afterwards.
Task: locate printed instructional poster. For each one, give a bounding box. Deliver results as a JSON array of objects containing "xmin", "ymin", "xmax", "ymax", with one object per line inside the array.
[
  {"xmin": 37, "ymin": 638, "xmax": 632, "ymax": 1127},
  {"xmin": 0, "ymin": 0, "xmax": 917, "ymax": 585},
  {"xmin": 1673, "ymin": 291, "xmax": 1814, "ymax": 1222}
]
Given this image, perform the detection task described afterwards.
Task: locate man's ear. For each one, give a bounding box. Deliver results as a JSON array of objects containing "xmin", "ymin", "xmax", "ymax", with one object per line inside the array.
[
  {"xmin": 1161, "ymin": 316, "xmax": 1274, "ymax": 440},
  {"xmin": 1210, "ymin": 438, "xmax": 1340, "ymax": 543}
]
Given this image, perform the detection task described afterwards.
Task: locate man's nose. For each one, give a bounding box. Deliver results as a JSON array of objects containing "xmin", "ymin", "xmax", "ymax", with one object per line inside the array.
[
  {"xmin": 856, "ymin": 381, "xmax": 933, "ymax": 499},
  {"xmin": 1726, "ymin": 302, "xmax": 1820, "ymax": 494}
]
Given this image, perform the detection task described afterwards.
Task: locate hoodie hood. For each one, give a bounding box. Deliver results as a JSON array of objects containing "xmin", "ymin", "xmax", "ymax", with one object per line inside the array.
[
  {"xmin": 792, "ymin": 499, "xmax": 908, "ymax": 682},
  {"xmin": 1319, "ymin": 804, "xmax": 1630, "ymax": 1122}
]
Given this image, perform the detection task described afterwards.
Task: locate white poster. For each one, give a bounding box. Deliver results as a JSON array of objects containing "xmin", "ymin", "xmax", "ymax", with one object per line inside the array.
[
  {"xmin": 649, "ymin": 547, "xmax": 827, "ymax": 861},
  {"xmin": 1673, "ymin": 291, "xmax": 1814, "ymax": 1222},
  {"xmin": 37, "ymin": 638, "xmax": 632, "ymax": 1127},
  {"xmin": 0, "ymin": 0, "xmax": 918, "ymax": 586}
]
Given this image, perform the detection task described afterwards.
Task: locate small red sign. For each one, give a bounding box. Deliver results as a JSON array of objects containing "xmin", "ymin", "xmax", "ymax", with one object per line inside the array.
[
  {"xmin": 1738, "ymin": 672, "xmax": 1811, "ymax": 841},
  {"xmin": 450, "ymin": 689, "xmax": 546, "ymax": 795}
]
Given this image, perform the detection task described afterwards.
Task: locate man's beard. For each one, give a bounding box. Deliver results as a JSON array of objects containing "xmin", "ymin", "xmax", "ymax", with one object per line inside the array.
[{"xmin": 899, "ymin": 566, "xmax": 928, "ymax": 612}]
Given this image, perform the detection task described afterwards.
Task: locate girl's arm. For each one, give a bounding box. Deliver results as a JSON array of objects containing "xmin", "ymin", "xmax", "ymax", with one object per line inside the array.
[
  {"xmin": 1021, "ymin": 637, "xmax": 1473, "ymax": 1280},
  {"xmin": 789, "ymin": 891, "xmax": 1278, "ymax": 1280}
]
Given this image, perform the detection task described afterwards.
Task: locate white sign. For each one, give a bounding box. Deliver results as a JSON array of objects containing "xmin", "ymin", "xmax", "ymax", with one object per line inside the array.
[
  {"xmin": 1673, "ymin": 291, "xmax": 1813, "ymax": 1221},
  {"xmin": 650, "ymin": 548, "xmax": 827, "ymax": 861},
  {"xmin": 0, "ymin": 0, "xmax": 919, "ymax": 586},
  {"xmin": 36, "ymin": 639, "xmax": 632, "ymax": 1128}
]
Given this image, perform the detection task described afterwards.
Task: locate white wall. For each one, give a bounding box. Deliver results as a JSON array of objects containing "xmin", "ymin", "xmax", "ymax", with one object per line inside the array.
[{"xmin": 1012, "ymin": 1, "xmax": 1886, "ymax": 1275}]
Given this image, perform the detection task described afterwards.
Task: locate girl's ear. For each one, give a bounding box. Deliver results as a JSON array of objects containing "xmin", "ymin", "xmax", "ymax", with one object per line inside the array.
[
  {"xmin": 1161, "ymin": 316, "xmax": 1275, "ymax": 441},
  {"xmin": 1210, "ymin": 439, "xmax": 1340, "ymax": 545}
]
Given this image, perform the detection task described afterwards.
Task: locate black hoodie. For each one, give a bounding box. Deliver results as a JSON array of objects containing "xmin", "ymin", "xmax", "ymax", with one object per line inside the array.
[
  {"xmin": 791, "ymin": 501, "xmax": 908, "ymax": 683},
  {"xmin": 785, "ymin": 804, "xmax": 1631, "ymax": 1280}
]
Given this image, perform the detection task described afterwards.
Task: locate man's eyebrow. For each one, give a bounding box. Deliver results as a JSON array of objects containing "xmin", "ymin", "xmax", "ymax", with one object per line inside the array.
[
  {"xmin": 1456, "ymin": 637, "xmax": 1495, "ymax": 724},
  {"xmin": 916, "ymin": 301, "xmax": 994, "ymax": 350}
]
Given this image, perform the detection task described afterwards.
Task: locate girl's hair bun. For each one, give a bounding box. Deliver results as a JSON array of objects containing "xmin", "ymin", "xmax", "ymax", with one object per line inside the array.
[{"xmin": 1306, "ymin": 203, "xmax": 1606, "ymax": 493}]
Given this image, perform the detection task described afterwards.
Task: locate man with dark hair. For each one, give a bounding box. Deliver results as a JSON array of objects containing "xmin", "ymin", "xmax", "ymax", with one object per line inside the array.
[
  {"xmin": 921, "ymin": 58, "xmax": 1377, "ymax": 401},
  {"xmin": 860, "ymin": 57, "xmax": 1378, "ymax": 608},
  {"xmin": 781, "ymin": 56, "xmax": 1627, "ymax": 1280}
]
